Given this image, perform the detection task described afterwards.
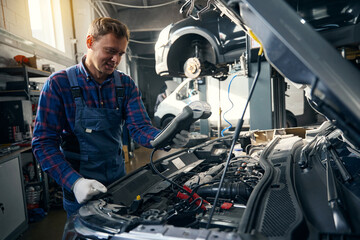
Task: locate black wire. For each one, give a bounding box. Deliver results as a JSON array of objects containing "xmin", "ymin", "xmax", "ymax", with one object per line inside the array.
[
  {"xmin": 170, "ymin": 172, "xmax": 198, "ymax": 193},
  {"xmin": 150, "ymin": 149, "xmax": 185, "ymax": 191},
  {"xmin": 206, "ymin": 53, "xmax": 263, "ymax": 229},
  {"xmin": 149, "ymin": 148, "xmax": 206, "ymax": 208},
  {"xmin": 306, "ymin": 96, "xmax": 326, "ymax": 117},
  {"xmin": 186, "ymin": 197, "xmax": 204, "ymax": 213}
]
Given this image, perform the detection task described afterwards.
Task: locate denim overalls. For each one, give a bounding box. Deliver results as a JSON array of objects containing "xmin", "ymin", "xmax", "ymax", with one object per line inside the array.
[{"xmin": 61, "ymin": 66, "xmax": 126, "ymax": 213}]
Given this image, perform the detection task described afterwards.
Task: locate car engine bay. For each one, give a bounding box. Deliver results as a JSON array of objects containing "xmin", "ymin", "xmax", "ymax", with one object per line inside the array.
[{"xmin": 64, "ymin": 122, "xmax": 360, "ymax": 239}]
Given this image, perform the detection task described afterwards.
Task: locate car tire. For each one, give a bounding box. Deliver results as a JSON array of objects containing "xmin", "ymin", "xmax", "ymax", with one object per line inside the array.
[
  {"xmin": 161, "ymin": 116, "xmax": 174, "ymax": 129},
  {"xmin": 286, "ymin": 110, "xmax": 298, "ymax": 128}
]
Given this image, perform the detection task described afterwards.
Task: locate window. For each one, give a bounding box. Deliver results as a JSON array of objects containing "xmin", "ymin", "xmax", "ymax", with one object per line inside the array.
[
  {"xmin": 176, "ymin": 79, "xmax": 199, "ymax": 100},
  {"xmin": 28, "ymin": 0, "xmax": 65, "ymax": 52}
]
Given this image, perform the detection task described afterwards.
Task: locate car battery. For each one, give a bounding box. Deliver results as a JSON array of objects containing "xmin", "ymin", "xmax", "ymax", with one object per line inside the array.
[{"xmin": 0, "ymin": 100, "xmax": 33, "ymax": 143}]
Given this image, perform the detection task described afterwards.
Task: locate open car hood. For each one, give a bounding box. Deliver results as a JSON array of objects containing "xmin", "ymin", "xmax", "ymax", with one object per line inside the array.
[{"xmin": 207, "ymin": 0, "xmax": 360, "ymax": 148}]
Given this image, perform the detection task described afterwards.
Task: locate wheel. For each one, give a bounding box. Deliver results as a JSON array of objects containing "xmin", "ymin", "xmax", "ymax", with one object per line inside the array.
[
  {"xmin": 184, "ymin": 57, "xmax": 201, "ymax": 79},
  {"xmin": 286, "ymin": 110, "xmax": 298, "ymax": 128},
  {"xmin": 161, "ymin": 116, "xmax": 174, "ymax": 129}
]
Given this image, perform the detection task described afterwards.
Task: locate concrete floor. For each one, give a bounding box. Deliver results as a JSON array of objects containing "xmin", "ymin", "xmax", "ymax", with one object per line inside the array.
[{"xmin": 19, "ymin": 146, "xmax": 176, "ymax": 240}]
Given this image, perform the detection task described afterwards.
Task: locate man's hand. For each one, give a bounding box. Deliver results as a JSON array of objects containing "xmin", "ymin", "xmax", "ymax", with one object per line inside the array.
[
  {"xmin": 73, "ymin": 178, "xmax": 107, "ymax": 204},
  {"xmin": 171, "ymin": 130, "xmax": 190, "ymax": 148}
]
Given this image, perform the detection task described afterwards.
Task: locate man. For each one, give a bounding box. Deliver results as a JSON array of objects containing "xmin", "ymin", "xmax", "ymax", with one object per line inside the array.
[{"xmin": 32, "ymin": 17, "xmax": 188, "ymax": 217}]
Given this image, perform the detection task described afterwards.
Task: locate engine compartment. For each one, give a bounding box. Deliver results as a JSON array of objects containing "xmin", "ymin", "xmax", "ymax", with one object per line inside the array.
[
  {"xmin": 64, "ymin": 123, "xmax": 360, "ymax": 239},
  {"xmin": 96, "ymin": 134, "xmax": 265, "ymax": 232}
]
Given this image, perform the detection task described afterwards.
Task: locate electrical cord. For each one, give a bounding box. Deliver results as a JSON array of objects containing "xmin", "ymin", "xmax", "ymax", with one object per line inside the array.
[
  {"xmin": 150, "ymin": 149, "xmax": 184, "ymax": 190},
  {"xmin": 306, "ymin": 95, "xmax": 327, "ymax": 118},
  {"xmin": 206, "ymin": 52, "xmax": 263, "ymax": 229},
  {"xmin": 221, "ymin": 74, "xmax": 238, "ymax": 137},
  {"xmin": 186, "ymin": 197, "xmax": 204, "ymax": 213},
  {"xmin": 150, "ymin": 149, "xmax": 206, "ymax": 210},
  {"xmin": 219, "ymin": 29, "xmax": 263, "ymax": 137},
  {"xmin": 171, "ymin": 171, "xmax": 198, "ymax": 193}
]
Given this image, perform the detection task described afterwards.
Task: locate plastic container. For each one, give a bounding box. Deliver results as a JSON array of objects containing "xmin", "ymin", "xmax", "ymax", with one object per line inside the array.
[
  {"xmin": 26, "ymin": 185, "xmax": 42, "ymax": 209},
  {"xmin": 233, "ymin": 144, "xmax": 244, "ymax": 157}
]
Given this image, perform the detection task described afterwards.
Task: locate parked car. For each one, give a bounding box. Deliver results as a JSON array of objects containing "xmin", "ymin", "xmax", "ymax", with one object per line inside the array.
[
  {"xmin": 153, "ymin": 78, "xmax": 199, "ymax": 129},
  {"xmin": 153, "ymin": 76, "xmax": 252, "ymax": 130},
  {"xmin": 63, "ymin": 0, "xmax": 360, "ymax": 239},
  {"xmin": 155, "ymin": 9, "xmax": 246, "ymax": 80}
]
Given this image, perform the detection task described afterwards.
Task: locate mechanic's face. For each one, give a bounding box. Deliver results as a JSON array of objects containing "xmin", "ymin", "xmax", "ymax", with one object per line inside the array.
[{"xmin": 86, "ymin": 33, "xmax": 128, "ymax": 79}]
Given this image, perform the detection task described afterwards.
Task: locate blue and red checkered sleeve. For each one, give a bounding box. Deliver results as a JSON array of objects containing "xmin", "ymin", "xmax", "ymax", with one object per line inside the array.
[
  {"xmin": 32, "ymin": 72, "xmax": 81, "ymax": 192},
  {"xmin": 122, "ymin": 75, "xmax": 161, "ymax": 147}
]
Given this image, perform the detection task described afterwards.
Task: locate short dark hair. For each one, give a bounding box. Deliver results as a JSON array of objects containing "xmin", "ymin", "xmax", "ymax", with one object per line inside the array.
[{"xmin": 88, "ymin": 17, "xmax": 130, "ymax": 41}]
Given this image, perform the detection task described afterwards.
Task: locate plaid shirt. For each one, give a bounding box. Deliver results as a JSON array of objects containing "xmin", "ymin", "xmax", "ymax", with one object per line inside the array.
[{"xmin": 32, "ymin": 58, "xmax": 160, "ymax": 192}]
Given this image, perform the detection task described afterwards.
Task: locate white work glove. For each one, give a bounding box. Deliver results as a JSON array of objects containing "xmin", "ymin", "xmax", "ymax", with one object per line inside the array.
[
  {"xmin": 171, "ymin": 130, "xmax": 191, "ymax": 148},
  {"xmin": 73, "ymin": 178, "xmax": 107, "ymax": 204}
]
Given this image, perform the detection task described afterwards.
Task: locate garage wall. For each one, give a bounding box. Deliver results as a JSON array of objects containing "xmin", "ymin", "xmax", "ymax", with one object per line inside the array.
[
  {"xmin": 0, "ymin": 0, "xmax": 32, "ymax": 39},
  {"xmin": 0, "ymin": 0, "xmax": 132, "ymax": 77},
  {"xmin": 0, "ymin": 0, "xmax": 96, "ymax": 75}
]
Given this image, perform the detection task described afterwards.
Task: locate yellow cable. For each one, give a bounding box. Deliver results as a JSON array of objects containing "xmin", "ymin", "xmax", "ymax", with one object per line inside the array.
[{"xmin": 248, "ymin": 30, "xmax": 263, "ymax": 56}]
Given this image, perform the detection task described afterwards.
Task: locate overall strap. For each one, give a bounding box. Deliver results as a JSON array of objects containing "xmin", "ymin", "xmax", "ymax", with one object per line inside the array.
[
  {"xmin": 114, "ymin": 70, "xmax": 125, "ymax": 109},
  {"xmin": 66, "ymin": 66, "xmax": 84, "ymax": 107}
]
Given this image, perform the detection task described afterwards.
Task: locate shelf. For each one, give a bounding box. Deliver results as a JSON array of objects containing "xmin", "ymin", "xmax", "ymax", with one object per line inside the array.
[
  {"xmin": 0, "ymin": 145, "xmax": 32, "ymax": 161},
  {"xmin": 0, "ymin": 66, "xmax": 51, "ymax": 78},
  {"xmin": 0, "ymin": 66, "xmax": 50, "ymax": 101},
  {"xmin": 0, "ymin": 89, "xmax": 28, "ymax": 97}
]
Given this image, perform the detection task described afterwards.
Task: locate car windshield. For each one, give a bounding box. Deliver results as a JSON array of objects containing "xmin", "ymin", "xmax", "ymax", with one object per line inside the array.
[{"xmin": 177, "ymin": 79, "xmax": 199, "ymax": 100}]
